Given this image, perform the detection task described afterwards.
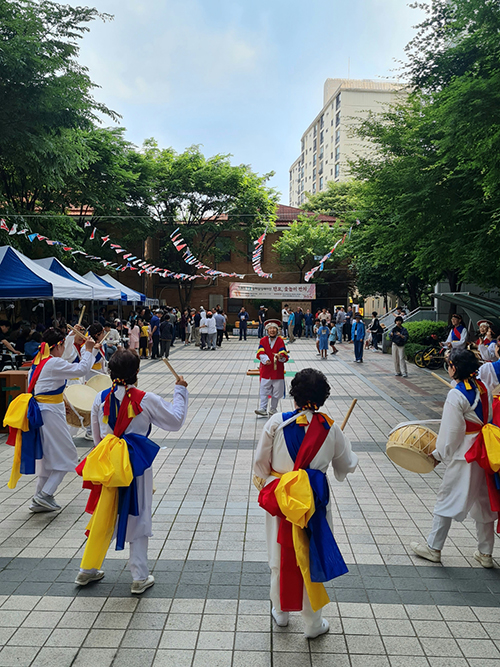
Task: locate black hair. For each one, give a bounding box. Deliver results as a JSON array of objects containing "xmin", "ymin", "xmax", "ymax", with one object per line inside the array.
[
  {"xmin": 108, "ymin": 348, "xmax": 140, "ymax": 386},
  {"xmin": 448, "ymin": 349, "xmax": 480, "ymax": 381},
  {"xmin": 451, "ymin": 313, "xmax": 462, "ymax": 321},
  {"xmin": 88, "ymin": 323, "xmax": 103, "ymax": 339},
  {"xmin": 372, "ymin": 311, "xmax": 378, "ymax": 317},
  {"xmin": 0, "ymin": 319, "xmax": 10, "ymax": 327},
  {"xmin": 29, "ymin": 332, "xmax": 42, "ymax": 343},
  {"xmin": 321, "ymin": 319, "xmax": 327, "ymax": 325},
  {"xmin": 42, "ymin": 327, "xmax": 64, "ymax": 348},
  {"xmin": 394, "ymin": 316, "xmax": 403, "ymax": 323},
  {"xmin": 289, "ymin": 368, "xmax": 331, "ymax": 409}
]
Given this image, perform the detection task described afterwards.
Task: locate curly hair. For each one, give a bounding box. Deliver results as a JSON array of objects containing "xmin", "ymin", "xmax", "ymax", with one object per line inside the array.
[
  {"xmin": 42, "ymin": 328, "xmax": 65, "ymax": 348},
  {"xmin": 108, "ymin": 348, "xmax": 140, "ymax": 386},
  {"xmin": 289, "ymin": 368, "xmax": 331, "ymax": 409},
  {"xmin": 448, "ymin": 349, "xmax": 480, "ymax": 381}
]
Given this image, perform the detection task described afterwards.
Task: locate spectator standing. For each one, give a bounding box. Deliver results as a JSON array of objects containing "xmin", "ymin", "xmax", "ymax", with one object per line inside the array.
[
  {"xmin": 281, "ymin": 304, "xmax": 289, "ymax": 337},
  {"xmin": 138, "ymin": 319, "xmax": 149, "ymax": 358},
  {"xmin": 351, "ymin": 313, "xmax": 365, "ymax": 363},
  {"xmin": 317, "ymin": 320, "xmax": 330, "ymax": 359},
  {"xmin": 329, "ymin": 325, "xmax": 338, "ymax": 355},
  {"xmin": 257, "ymin": 306, "xmax": 267, "ymax": 338},
  {"xmin": 128, "ymin": 321, "xmax": 140, "ymax": 353},
  {"xmin": 287, "ymin": 308, "xmax": 295, "ymax": 343},
  {"xmin": 368, "ymin": 312, "xmax": 382, "ymax": 351},
  {"xmin": 150, "ymin": 310, "xmax": 160, "ymax": 359},
  {"xmin": 159, "ymin": 314, "xmax": 174, "ymax": 358},
  {"xmin": 294, "ymin": 307, "xmax": 304, "ymax": 339},
  {"xmin": 193, "ymin": 309, "xmax": 202, "ymax": 346},
  {"xmin": 304, "ymin": 309, "xmax": 314, "ymax": 338},
  {"xmin": 205, "ymin": 311, "xmax": 217, "ymax": 350},
  {"xmin": 344, "ymin": 306, "xmax": 353, "ymax": 341},
  {"xmin": 214, "ymin": 311, "xmax": 226, "ymax": 347},
  {"xmin": 335, "ymin": 308, "xmax": 345, "ymax": 344},
  {"xmin": 222, "ymin": 311, "xmax": 230, "ymax": 340},
  {"xmin": 389, "ymin": 316, "xmax": 409, "ymax": 377},
  {"xmin": 238, "ymin": 307, "xmax": 249, "ymax": 341}
]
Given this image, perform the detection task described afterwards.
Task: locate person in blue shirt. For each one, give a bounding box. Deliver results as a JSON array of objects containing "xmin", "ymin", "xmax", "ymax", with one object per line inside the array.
[
  {"xmin": 317, "ymin": 320, "xmax": 330, "ymax": 359},
  {"xmin": 287, "ymin": 309, "xmax": 295, "ymax": 343},
  {"xmin": 150, "ymin": 311, "xmax": 160, "ymax": 359},
  {"xmin": 351, "ymin": 313, "xmax": 365, "ymax": 363},
  {"xmin": 304, "ymin": 309, "xmax": 314, "ymax": 338},
  {"xmin": 238, "ymin": 307, "xmax": 249, "ymax": 341}
]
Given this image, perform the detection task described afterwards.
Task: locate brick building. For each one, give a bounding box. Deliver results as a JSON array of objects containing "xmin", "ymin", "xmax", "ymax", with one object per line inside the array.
[{"xmin": 137, "ymin": 204, "xmax": 352, "ymax": 323}]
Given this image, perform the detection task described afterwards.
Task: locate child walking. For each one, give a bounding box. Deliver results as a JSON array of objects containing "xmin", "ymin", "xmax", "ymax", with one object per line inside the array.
[{"xmin": 317, "ymin": 320, "xmax": 330, "ymax": 359}]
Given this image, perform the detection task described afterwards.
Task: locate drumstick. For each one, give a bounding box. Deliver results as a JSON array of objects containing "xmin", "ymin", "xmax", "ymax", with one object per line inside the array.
[
  {"xmin": 430, "ymin": 372, "xmax": 452, "ymax": 389},
  {"xmin": 341, "ymin": 399, "xmax": 357, "ymax": 431},
  {"xmin": 77, "ymin": 305, "xmax": 86, "ymax": 326},
  {"xmin": 163, "ymin": 358, "xmax": 180, "ymax": 381},
  {"xmin": 67, "ymin": 323, "xmax": 88, "ymax": 340}
]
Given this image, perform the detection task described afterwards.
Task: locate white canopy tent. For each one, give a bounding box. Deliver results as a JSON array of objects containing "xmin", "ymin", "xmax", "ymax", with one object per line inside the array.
[
  {"xmin": 100, "ymin": 274, "xmax": 146, "ymax": 303},
  {"xmin": 0, "ymin": 246, "xmax": 93, "ymax": 300},
  {"xmin": 33, "ymin": 257, "xmax": 121, "ymax": 301}
]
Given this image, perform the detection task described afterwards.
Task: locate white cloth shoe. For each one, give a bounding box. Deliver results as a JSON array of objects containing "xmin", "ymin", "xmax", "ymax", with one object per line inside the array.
[
  {"xmin": 305, "ymin": 618, "xmax": 329, "ymax": 639},
  {"xmin": 33, "ymin": 492, "xmax": 60, "ymax": 511},
  {"xmin": 410, "ymin": 541, "xmax": 441, "ymax": 563},
  {"xmin": 75, "ymin": 570, "xmax": 105, "ymax": 586},
  {"xmin": 272, "ymin": 607, "xmax": 289, "ymax": 627},
  {"xmin": 83, "ymin": 432, "xmax": 94, "ymax": 441},
  {"xmin": 29, "ymin": 499, "xmax": 53, "ymax": 513},
  {"xmin": 474, "ymin": 550, "xmax": 493, "ymax": 568},
  {"xmin": 268, "ymin": 408, "xmax": 278, "ymax": 415},
  {"xmin": 255, "ymin": 409, "xmax": 268, "ymax": 417},
  {"xmin": 131, "ymin": 574, "xmax": 155, "ymax": 594}
]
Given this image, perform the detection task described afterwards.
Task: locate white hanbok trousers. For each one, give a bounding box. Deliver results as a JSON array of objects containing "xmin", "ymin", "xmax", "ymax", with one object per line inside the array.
[
  {"xmin": 80, "ymin": 535, "xmax": 149, "ymax": 581},
  {"xmin": 259, "ymin": 379, "xmax": 284, "ymax": 411},
  {"xmin": 428, "ymin": 514, "xmax": 495, "ymax": 555}
]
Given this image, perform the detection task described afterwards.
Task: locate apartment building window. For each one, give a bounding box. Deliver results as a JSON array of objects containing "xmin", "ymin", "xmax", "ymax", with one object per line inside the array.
[
  {"xmin": 313, "ymin": 153, "xmax": 317, "ymax": 166},
  {"xmin": 320, "ymin": 130, "xmax": 324, "ymax": 145},
  {"xmin": 336, "ymin": 112, "xmax": 341, "ymax": 127},
  {"xmin": 301, "ymin": 138, "xmax": 305, "ymax": 152},
  {"xmin": 335, "ymin": 146, "xmax": 340, "ymax": 161},
  {"xmin": 330, "ymin": 169, "xmax": 333, "ymax": 176},
  {"xmin": 319, "ymin": 161, "xmax": 323, "ymax": 175},
  {"xmin": 320, "ymin": 114, "xmax": 324, "ymax": 129},
  {"xmin": 331, "ymin": 119, "xmax": 334, "ymax": 126},
  {"xmin": 335, "ymin": 163, "xmax": 340, "ymax": 178},
  {"xmin": 289, "ymin": 171, "xmax": 292, "ymax": 181},
  {"xmin": 313, "ymin": 138, "xmax": 317, "ymax": 151},
  {"xmin": 319, "ymin": 147, "xmax": 324, "ymax": 160},
  {"xmin": 312, "ymin": 168, "xmax": 316, "ymax": 180},
  {"xmin": 336, "ymin": 92, "xmax": 341, "ymax": 109},
  {"xmin": 312, "ymin": 182, "xmax": 316, "ymax": 193},
  {"xmin": 335, "ymin": 129, "xmax": 340, "ymax": 144},
  {"xmin": 313, "ymin": 125, "xmax": 317, "ymax": 137},
  {"xmin": 331, "ymin": 152, "xmax": 333, "ymax": 160},
  {"xmin": 319, "ymin": 177, "xmax": 323, "ymax": 190}
]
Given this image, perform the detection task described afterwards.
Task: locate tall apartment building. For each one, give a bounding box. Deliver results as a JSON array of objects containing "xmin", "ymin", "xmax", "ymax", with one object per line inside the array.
[{"xmin": 289, "ymin": 78, "xmax": 405, "ymax": 206}]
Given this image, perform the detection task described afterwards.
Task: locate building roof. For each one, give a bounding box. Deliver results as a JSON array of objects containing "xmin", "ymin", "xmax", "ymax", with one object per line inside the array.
[{"xmin": 275, "ymin": 204, "xmax": 336, "ymax": 226}]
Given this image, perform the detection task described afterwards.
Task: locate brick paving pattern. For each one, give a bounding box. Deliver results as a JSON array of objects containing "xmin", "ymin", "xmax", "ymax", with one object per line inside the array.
[{"xmin": 0, "ymin": 338, "xmax": 499, "ymax": 666}]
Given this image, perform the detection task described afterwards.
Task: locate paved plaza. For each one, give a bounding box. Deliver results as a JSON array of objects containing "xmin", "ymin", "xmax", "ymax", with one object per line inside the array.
[{"xmin": 1, "ymin": 337, "xmax": 500, "ymax": 667}]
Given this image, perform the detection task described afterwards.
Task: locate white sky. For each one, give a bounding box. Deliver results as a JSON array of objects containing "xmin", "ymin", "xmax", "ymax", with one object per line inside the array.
[{"xmin": 69, "ymin": 0, "xmax": 425, "ymax": 201}]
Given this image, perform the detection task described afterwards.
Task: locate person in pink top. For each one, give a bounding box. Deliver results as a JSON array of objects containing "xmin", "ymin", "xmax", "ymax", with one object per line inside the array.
[{"xmin": 128, "ymin": 321, "xmax": 140, "ymax": 352}]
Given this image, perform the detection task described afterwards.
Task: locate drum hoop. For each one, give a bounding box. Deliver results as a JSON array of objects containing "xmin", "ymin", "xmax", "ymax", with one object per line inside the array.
[{"xmin": 387, "ymin": 419, "xmax": 441, "ymax": 438}]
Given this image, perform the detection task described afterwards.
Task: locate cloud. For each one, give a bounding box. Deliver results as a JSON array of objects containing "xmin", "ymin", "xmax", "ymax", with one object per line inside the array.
[{"xmin": 78, "ymin": 0, "xmax": 267, "ymax": 105}]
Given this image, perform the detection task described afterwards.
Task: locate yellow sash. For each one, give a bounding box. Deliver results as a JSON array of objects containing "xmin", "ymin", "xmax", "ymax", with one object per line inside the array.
[
  {"xmin": 482, "ymin": 423, "xmax": 500, "ymax": 472},
  {"xmin": 274, "ymin": 469, "xmax": 330, "ymax": 612},
  {"xmin": 80, "ymin": 434, "xmax": 133, "ymax": 570},
  {"xmin": 4, "ymin": 392, "xmax": 64, "ymax": 489}
]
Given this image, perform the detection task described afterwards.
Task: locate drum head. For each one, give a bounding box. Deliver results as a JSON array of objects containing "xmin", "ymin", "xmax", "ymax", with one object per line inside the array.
[
  {"xmin": 86, "ymin": 374, "xmax": 112, "ymax": 392},
  {"xmin": 64, "ymin": 384, "xmax": 97, "ymax": 412},
  {"xmin": 386, "ymin": 444, "xmax": 435, "ymax": 474}
]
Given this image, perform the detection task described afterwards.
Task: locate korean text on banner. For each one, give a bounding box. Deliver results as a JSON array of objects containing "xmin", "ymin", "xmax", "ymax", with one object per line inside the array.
[{"xmin": 229, "ymin": 283, "xmax": 316, "ymax": 300}]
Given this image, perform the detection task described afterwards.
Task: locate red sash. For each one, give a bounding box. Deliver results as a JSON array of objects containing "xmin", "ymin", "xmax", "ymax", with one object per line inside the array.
[{"xmin": 258, "ymin": 413, "xmax": 330, "ymax": 611}]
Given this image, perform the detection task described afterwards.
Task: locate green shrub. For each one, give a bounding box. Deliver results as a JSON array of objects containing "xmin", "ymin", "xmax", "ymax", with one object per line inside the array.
[
  {"xmin": 404, "ymin": 320, "xmax": 449, "ymax": 344},
  {"xmin": 404, "ymin": 343, "xmax": 426, "ymax": 361}
]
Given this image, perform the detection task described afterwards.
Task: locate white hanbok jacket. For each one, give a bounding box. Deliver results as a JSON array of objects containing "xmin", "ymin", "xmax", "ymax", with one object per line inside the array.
[
  {"xmin": 90, "ymin": 384, "xmax": 188, "ymax": 543},
  {"xmin": 254, "ymin": 412, "xmax": 358, "ymax": 569},
  {"xmin": 34, "ymin": 350, "xmax": 96, "ymax": 475},
  {"xmin": 63, "ymin": 331, "xmax": 107, "ymax": 381},
  {"xmin": 432, "ymin": 376, "xmax": 496, "ymax": 523}
]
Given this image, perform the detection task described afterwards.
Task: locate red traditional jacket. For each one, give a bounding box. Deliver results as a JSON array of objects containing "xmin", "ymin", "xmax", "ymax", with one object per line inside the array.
[{"xmin": 256, "ymin": 336, "xmax": 289, "ymax": 380}]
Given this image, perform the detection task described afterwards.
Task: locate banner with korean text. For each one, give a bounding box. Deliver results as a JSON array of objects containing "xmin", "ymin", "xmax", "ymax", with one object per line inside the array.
[{"xmin": 229, "ymin": 283, "xmax": 316, "ymax": 300}]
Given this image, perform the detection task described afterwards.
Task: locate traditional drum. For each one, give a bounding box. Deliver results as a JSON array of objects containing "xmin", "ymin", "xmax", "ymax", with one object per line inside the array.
[
  {"xmin": 64, "ymin": 384, "xmax": 97, "ymax": 428},
  {"xmin": 386, "ymin": 423, "xmax": 437, "ymax": 474},
  {"xmin": 86, "ymin": 374, "xmax": 112, "ymax": 392}
]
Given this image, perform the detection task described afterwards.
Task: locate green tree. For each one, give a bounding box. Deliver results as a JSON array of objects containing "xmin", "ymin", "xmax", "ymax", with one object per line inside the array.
[
  {"xmin": 272, "ymin": 214, "xmax": 341, "ymax": 282},
  {"xmin": 143, "ymin": 141, "xmax": 279, "ymax": 307},
  {"xmin": 302, "ymin": 180, "xmax": 367, "ymax": 224}
]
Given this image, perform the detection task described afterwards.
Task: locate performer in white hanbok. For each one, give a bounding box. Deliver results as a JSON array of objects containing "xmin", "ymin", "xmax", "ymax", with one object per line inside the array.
[
  {"xmin": 254, "ymin": 368, "xmax": 358, "ymax": 638},
  {"xmin": 75, "ymin": 349, "xmax": 189, "ymax": 594},
  {"xmin": 443, "ymin": 313, "xmax": 468, "ymax": 350},
  {"xmin": 411, "ymin": 349, "xmax": 497, "ymax": 567},
  {"xmin": 4, "ymin": 328, "xmax": 98, "ymax": 512}
]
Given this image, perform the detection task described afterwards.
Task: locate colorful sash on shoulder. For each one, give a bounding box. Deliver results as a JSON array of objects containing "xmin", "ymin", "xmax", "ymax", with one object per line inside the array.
[
  {"xmin": 4, "ymin": 343, "xmax": 65, "ymax": 489},
  {"xmin": 77, "ymin": 384, "xmax": 159, "ymax": 570},
  {"xmin": 258, "ymin": 410, "xmax": 348, "ymax": 612},
  {"xmin": 451, "ymin": 324, "xmax": 465, "ymax": 341},
  {"xmin": 462, "ymin": 378, "xmax": 500, "ymax": 531}
]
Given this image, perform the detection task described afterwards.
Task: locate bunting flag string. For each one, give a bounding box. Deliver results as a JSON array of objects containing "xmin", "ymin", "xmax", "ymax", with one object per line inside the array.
[
  {"xmin": 304, "ymin": 234, "xmax": 347, "ymax": 282},
  {"xmin": 251, "ymin": 226, "xmax": 272, "ymax": 278},
  {"xmin": 169, "ymin": 228, "xmax": 245, "ymax": 279}
]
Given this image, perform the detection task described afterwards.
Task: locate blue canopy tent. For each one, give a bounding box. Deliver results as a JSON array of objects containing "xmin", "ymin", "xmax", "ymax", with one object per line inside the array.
[
  {"xmin": 0, "ymin": 246, "xmax": 93, "ymax": 300},
  {"xmin": 34, "ymin": 257, "xmax": 121, "ymax": 301}
]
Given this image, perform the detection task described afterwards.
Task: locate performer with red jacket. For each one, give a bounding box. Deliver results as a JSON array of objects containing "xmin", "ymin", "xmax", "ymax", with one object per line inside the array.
[{"xmin": 255, "ymin": 320, "xmax": 289, "ymax": 417}]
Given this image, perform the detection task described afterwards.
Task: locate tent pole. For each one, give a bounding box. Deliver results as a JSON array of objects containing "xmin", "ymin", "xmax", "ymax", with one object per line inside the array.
[{"xmin": 52, "ymin": 297, "xmax": 56, "ymax": 327}]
